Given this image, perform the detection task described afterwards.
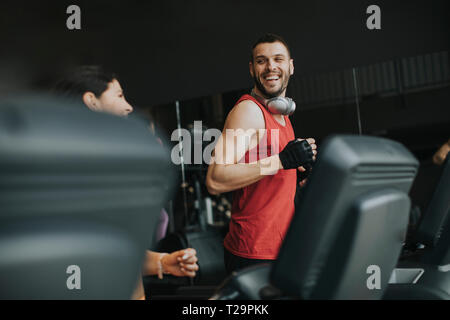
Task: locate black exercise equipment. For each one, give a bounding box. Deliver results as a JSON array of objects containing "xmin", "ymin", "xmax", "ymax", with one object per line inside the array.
[
  {"xmin": 414, "ymin": 156, "xmax": 450, "ymax": 249},
  {"xmin": 144, "ymin": 121, "xmax": 228, "ymax": 298},
  {"xmin": 147, "ymin": 178, "xmax": 228, "ymax": 297},
  {"xmin": 0, "ymin": 95, "xmax": 175, "ymax": 299},
  {"xmin": 384, "ymin": 155, "xmax": 450, "ymax": 300},
  {"xmin": 212, "ymin": 135, "xmax": 418, "ymax": 300}
]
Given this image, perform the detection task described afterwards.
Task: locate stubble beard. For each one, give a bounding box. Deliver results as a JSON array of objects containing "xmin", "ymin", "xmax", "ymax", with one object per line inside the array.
[{"xmin": 252, "ymin": 69, "xmax": 291, "ymax": 99}]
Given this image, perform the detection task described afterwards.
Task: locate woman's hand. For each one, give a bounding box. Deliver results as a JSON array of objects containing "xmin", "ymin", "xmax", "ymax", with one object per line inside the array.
[{"xmin": 161, "ymin": 248, "xmax": 199, "ymax": 278}]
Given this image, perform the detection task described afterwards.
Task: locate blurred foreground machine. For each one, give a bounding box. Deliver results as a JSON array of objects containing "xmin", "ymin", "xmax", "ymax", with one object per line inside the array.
[
  {"xmin": 212, "ymin": 135, "xmax": 420, "ymax": 300},
  {"xmin": 0, "ymin": 95, "xmax": 175, "ymax": 299}
]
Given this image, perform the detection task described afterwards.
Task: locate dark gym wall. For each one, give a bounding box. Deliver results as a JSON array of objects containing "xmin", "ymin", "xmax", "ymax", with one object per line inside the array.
[
  {"xmin": 0, "ymin": 0, "xmax": 449, "ymax": 106},
  {"xmin": 1, "ymin": 0, "xmax": 448, "ymax": 218}
]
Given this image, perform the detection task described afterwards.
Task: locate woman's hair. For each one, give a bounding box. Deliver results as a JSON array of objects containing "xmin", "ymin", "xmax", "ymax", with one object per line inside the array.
[{"xmin": 53, "ymin": 65, "xmax": 117, "ymax": 99}]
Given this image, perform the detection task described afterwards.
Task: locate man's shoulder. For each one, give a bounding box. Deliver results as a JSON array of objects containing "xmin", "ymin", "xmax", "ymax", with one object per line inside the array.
[
  {"xmin": 233, "ymin": 98, "xmax": 261, "ymax": 114},
  {"xmin": 227, "ymin": 98, "xmax": 265, "ymax": 130}
]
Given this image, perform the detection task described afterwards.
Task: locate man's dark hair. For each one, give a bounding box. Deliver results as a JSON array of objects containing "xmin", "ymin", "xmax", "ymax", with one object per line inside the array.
[
  {"xmin": 53, "ymin": 65, "xmax": 117, "ymax": 99},
  {"xmin": 250, "ymin": 33, "xmax": 291, "ymax": 62}
]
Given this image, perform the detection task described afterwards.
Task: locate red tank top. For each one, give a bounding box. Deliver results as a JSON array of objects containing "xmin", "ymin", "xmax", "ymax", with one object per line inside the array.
[{"xmin": 223, "ymin": 94, "xmax": 296, "ymax": 260}]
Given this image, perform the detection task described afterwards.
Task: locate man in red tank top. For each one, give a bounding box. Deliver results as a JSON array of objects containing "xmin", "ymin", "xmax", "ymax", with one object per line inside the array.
[{"xmin": 206, "ymin": 34, "xmax": 317, "ymax": 274}]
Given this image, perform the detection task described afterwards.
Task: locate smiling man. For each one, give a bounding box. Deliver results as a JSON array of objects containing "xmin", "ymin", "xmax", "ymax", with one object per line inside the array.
[
  {"xmin": 251, "ymin": 37, "xmax": 293, "ymax": 100},
  {"xmin": 206, "ymin": 33, "xmax": 317, "ymax": 273}
]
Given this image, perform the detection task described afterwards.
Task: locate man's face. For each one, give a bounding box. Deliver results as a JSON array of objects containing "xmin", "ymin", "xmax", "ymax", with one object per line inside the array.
[
  {"xmin": 249, "ymin": 41, "xmax": 294, "ymax": 98},
  {"xmin": 97, "ymin": 79, "xmax": 133, "ymax": 117}
]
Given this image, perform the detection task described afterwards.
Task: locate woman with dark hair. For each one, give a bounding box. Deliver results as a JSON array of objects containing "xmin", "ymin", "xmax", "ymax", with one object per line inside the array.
[
  {"xmin": 54, "ymin": 65, "xmax": 133, "ymax": 116},
  {"xmin": 54, "ymin": 66, "xmax": 198, "ymax": 300}
]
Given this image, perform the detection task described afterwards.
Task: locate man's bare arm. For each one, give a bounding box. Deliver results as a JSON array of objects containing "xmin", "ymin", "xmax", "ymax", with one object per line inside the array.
[{"xmin": 206, "ymin": 100, "xmax": 282, "ymax": 195}]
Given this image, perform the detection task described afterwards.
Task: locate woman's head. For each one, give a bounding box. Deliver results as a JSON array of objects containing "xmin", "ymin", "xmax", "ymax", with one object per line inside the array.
[{"xmin": 54, "ymin": 65, "xmax": 133, "ymax": 117}]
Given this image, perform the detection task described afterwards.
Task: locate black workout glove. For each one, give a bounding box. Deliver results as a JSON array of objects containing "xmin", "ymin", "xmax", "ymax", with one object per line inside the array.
[{"xmin": 279, "ymin": 139, "xmax": 314, "ymax": 170}]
